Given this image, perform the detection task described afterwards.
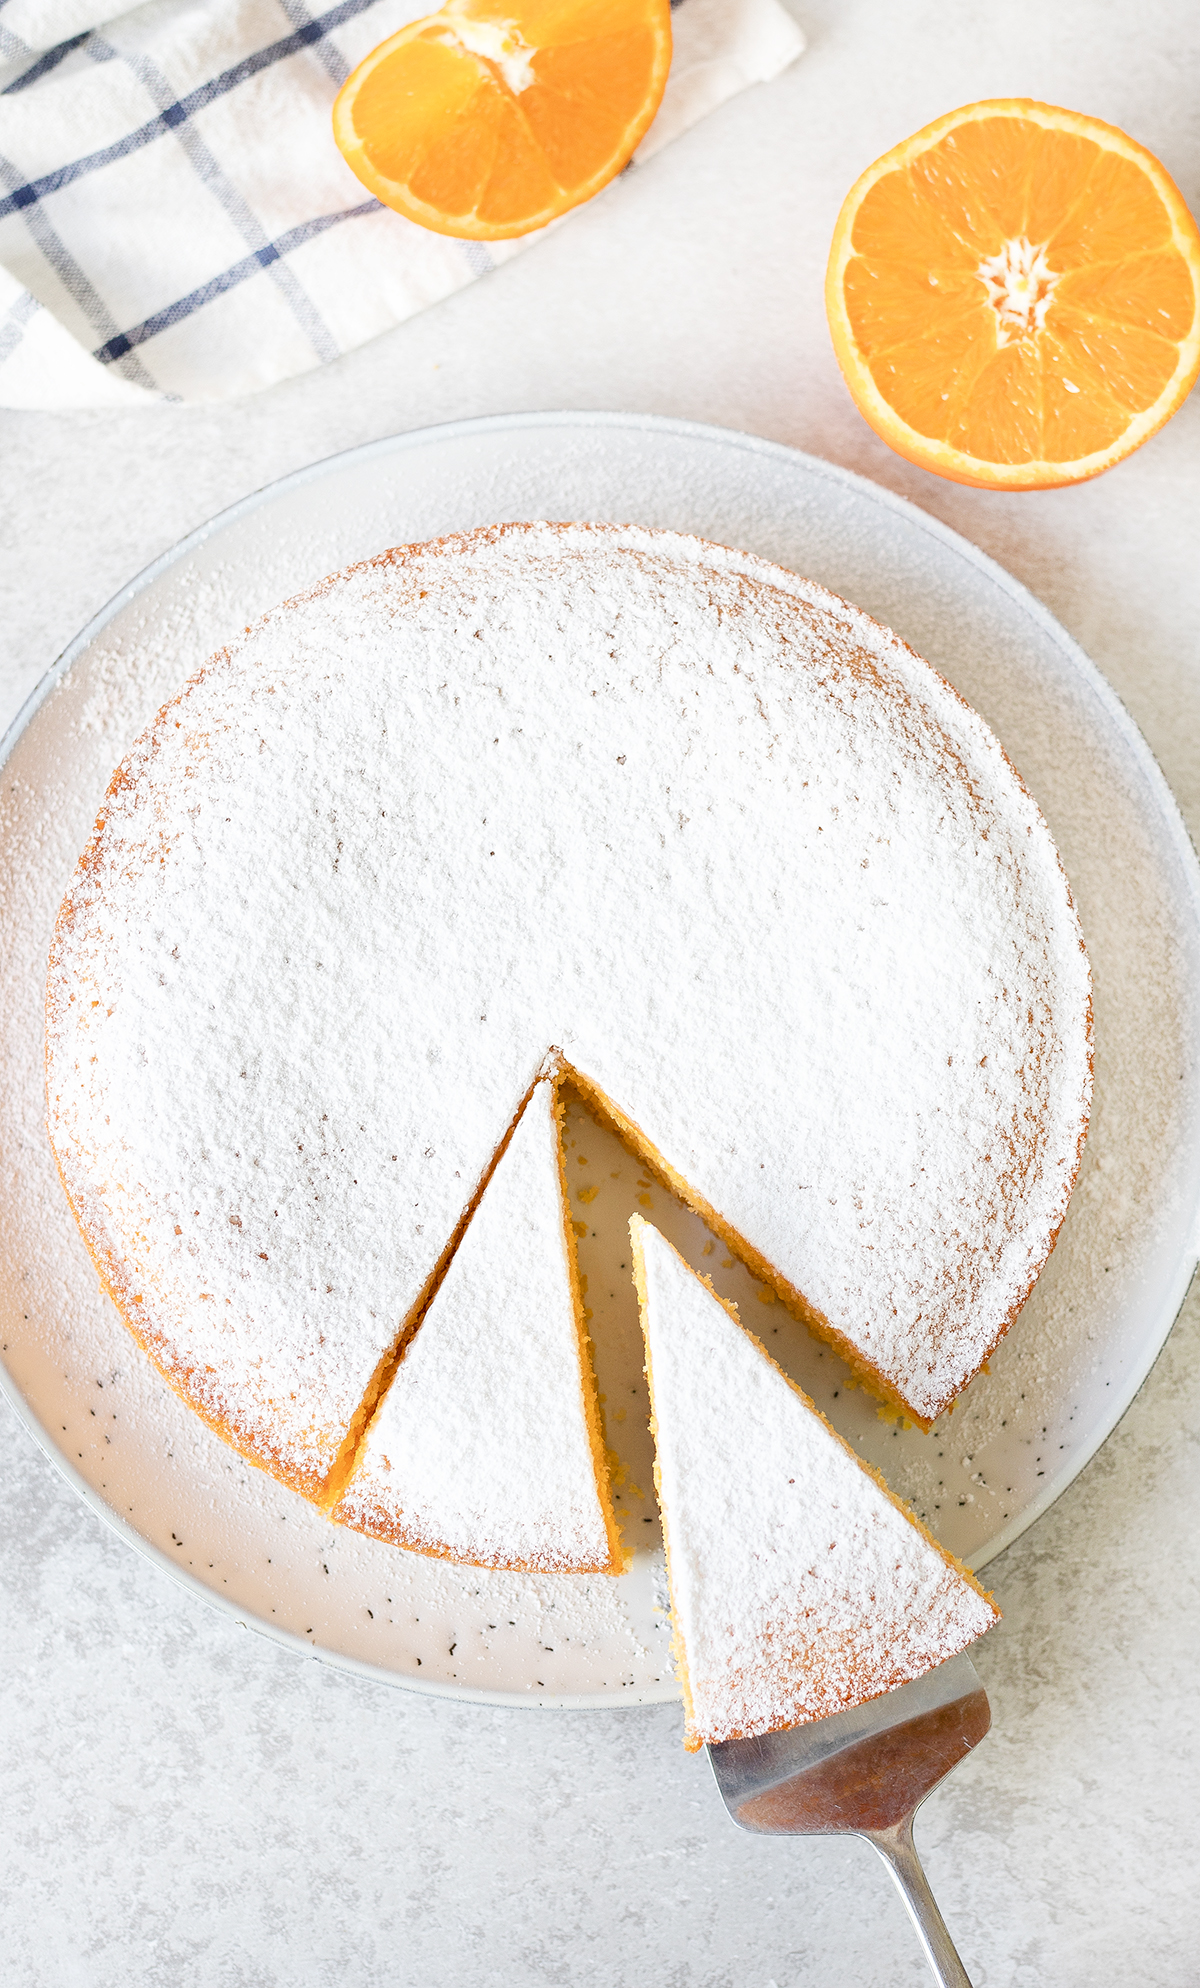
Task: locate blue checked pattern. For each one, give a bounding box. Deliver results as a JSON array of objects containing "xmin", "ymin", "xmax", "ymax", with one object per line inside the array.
[{"xmin": 0, "ymin": 0, "xmax": 804, "ymax": 406}]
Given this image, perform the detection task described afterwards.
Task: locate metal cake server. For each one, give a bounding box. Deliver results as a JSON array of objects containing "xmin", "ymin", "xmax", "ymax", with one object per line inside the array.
[{"xmin": 707, "ymin": 1651, "xmax": 990, "ymax": 1988}]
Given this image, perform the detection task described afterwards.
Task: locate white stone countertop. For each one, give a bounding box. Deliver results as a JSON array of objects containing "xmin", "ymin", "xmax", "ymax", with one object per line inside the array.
[{"xmin": 3, "ymin": 2, "xmax": 1199, "ymax": 1982}]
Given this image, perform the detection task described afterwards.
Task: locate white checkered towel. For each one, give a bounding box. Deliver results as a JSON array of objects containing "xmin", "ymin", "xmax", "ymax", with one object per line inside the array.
[{"xmin": 0, "ymin": 0, "xmax": 805, "ymax": 406}]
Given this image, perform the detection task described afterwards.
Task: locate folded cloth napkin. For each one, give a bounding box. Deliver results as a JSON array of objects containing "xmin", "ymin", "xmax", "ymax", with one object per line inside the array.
[{"xmin": 0, "ymin": 0, "xmax": 804, "ymax": 406}]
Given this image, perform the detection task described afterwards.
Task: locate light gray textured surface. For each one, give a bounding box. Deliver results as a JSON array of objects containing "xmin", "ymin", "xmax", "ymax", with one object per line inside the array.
[{"xmin": 3, "ymin": 1, "xmax": 1199, "ymax": 1981}]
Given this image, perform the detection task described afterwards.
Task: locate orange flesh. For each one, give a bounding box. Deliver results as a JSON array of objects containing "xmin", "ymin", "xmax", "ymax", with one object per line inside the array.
[
  {"xmin": 334, "ymin": 0, "xmax": 673, "ymax": 240},
  {"xmin": 826, "ymin": 102, "xmax": 1200, "ymax": 486}
]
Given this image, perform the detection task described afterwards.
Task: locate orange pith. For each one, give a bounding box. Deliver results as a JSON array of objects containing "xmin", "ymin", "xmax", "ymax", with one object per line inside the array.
[
  {"xmin": 333, "ymin": 0, "xmax": 673, "ymax": 241},
  {"xmin": 825, "ymin": 101, "xmax": 1200, "ymax": 489}
]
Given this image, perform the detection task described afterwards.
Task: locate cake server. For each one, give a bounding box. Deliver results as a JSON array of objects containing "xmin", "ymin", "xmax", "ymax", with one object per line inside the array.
[{"xmin": 707, "ymin": 1650, "xmax": 990, "ymax": 1988}]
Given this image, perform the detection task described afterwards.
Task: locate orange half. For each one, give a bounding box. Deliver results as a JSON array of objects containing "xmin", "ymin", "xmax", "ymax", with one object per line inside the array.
[
  {"xmin": 333, "ymin": 0, "xmax": 673, "ymax": 241},
  {"xmin": 825, "ymin": 100, "xmax": 1200, "ymax": 489}
]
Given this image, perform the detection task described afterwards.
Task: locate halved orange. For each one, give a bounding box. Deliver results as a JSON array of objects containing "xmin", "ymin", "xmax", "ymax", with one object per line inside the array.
[
  {"xmin": 826, "ymin": 101, "xmax": 1200, "ymax": 489},
  {"xmin": 333, "ymin": 0, "xmax": 673, "ymax": 241}
]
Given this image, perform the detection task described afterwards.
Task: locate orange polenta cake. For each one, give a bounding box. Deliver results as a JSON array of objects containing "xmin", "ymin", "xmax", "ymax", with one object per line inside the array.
[
  {"xmin": 631, "ymin": 1217, "xmax": 998, "ymax": 1748},
  {"xmin": 45, "ymin": 523, "xmax": 1092, "ymax": 1529},
  {"xmin": 334, "ymin": 1078, "xmax": 621, "ymax": 1572}
]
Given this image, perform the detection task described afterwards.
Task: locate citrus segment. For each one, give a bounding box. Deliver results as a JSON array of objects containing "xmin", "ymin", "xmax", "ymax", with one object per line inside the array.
[
  {"xmin": 826, "ymin": 100, "xmax": 1200, "ymax": 488},
  {"xmin": 333, "ymin": 0, "xmax": 672, "ymax": 240}
]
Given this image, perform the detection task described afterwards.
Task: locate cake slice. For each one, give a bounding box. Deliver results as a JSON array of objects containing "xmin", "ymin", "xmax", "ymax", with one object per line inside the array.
[
  {"xmin": 630, "ymin": 1217, "xmax": 998, "ymax": 1749},
  {"xmin": 333, "ymin": 1079, "xmax": 622, "ymax": 1573}
]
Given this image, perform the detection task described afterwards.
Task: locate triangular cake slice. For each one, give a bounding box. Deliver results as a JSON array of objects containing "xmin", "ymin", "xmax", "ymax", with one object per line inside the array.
[
  {"xmin": 630, "ymin": 1217, "xmax": 998, "ymax": 1749},
  {"xmin": 333, "ymin": 1079, "xmax": 622, "ymax": 1573}
]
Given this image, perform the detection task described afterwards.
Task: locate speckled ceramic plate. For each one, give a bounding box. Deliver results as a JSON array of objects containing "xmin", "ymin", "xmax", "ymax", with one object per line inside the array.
[{"xmin": 3, "ymin": 413, "xmax": 1198, "ymax": 1708}]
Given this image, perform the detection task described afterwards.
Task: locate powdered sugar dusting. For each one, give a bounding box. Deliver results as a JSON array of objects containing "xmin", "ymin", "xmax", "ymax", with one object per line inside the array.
[
  {"xmin": 45, "ymin": 521, "xmax": 1093, "ymax": 1497},
  {"xmin": 336, "ymin": 1080, "xmax": 616, "ymax": 1573},
  {"xmin": 632, "ymin": 1219, "xmax": 997, "ymax": 1747}
]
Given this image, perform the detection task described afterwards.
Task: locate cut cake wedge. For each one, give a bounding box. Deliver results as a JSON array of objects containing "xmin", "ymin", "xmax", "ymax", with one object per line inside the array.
[
  {"xmin": 630, "ymin": 1217, "xmax": 998, "ymax": 1749},
  {"xmin": 334, "ymin": 1079, "xmax": 622, "ymax": 1574}
]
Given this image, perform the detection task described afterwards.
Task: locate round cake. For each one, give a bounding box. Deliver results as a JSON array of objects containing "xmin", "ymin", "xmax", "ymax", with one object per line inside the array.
[{"xmin": 45, "ymin": 522, "xmax": 1093, "ymax": 1509}]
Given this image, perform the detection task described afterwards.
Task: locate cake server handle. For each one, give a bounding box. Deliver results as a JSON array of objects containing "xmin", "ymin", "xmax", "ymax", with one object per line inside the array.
[{"xmin": 862, "ymin": 1818, "xmax": 974, "ymax": 1988}]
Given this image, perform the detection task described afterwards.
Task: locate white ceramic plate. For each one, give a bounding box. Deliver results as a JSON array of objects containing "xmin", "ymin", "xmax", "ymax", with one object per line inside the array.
[{"xmin": 3, "ymin": 412, "xmax": 1199, "ymax": 1710}]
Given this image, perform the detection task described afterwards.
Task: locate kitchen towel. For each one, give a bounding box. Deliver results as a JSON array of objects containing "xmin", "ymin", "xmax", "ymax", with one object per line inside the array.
[{"xmin": 0, "ymin": 0, "xmax": 805, "ymax": 405}]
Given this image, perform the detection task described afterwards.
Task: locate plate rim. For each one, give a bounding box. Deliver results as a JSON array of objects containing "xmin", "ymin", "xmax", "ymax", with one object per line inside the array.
[{"xmin": 4, "ymin": 407, "xmax": 1199, "ymax": 1707}]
